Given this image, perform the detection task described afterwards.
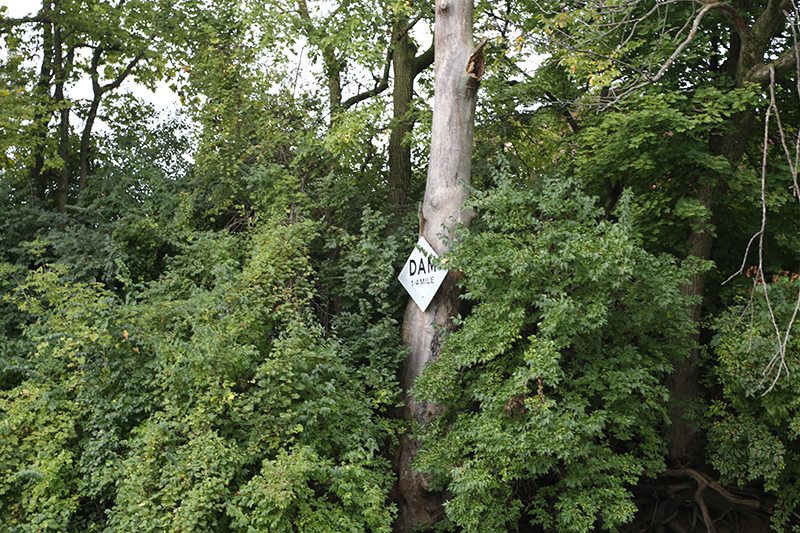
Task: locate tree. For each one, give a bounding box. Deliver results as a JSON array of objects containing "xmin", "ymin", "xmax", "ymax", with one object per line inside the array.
[
  {"xmin": 3, "ymin": 0, "xmax": 800, "ymax": 531},
  {"xmin": 386, "ymin": 4, "xmax": 434, "ymax": 211},
  {"xmin": 523, "ymin": 0, "xmax": 800, "ymax": 466},
  {"xmin": 255, "ymin": 0, "xmax": 437, "ymax": 212},
  {"xmin": 0, "ymin": 0, "xmax": 171, "ymax": 212},
  {"xmin": 394, "ymin": 0, "xmax": 486, "ymax": 529}
]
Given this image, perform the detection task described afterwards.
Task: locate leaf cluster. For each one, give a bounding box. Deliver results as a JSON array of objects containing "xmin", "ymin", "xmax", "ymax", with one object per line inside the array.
[{"xmin": 0, "ymin": 206, "xmax": 407, "ymax": 531}]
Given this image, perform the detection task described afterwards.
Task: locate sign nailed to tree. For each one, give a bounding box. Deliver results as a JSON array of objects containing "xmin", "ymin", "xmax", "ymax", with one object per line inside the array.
[{"xmin": 398, "ymin": 236, "xmax": 448, "ymax": 312}]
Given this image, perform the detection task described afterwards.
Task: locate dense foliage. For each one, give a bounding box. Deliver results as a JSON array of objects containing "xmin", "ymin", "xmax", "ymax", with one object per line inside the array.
[
  {"xmin": 414, "ymin": 172, "xmax": 696, "ymax": 531},
  {"xmin": 2, "ymin": 0, "xmax": 800, "ymax": 531}
]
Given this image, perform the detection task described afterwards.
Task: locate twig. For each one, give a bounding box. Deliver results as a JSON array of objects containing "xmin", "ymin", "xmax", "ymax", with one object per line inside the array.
[{"xmin": 722, "ymin": 231, "xmax": 761, "ymax": 285}]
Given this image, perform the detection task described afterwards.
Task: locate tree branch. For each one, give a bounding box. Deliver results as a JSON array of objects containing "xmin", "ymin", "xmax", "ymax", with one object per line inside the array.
[
  {"xmin": 0, "ymin": 15, "xmax": 52, "ymax": 28},
  {"xmin": 746, "ymin": 44, "xmax": 799, "ymax": 84},
  {"xmin": 666, "ymin": 469, "xmax": 762, "ymax": 509},
  {"xmin": 748, "ymin": 0, "xmax": 793, "ymax": 56},
  {"xmin": 343, "ymin": 16, "xmax": 435, "ymax": 110},
  {"xmin": 649, "ymin": 3, "xmax": 715, "ymax": 83},
  {"xmin": 100, "ymin": 51, "xmax": 144, "ymax": 94},
  {"xmin": 413, "ymin": 43, "xmax": 434, "ymax": 77},
  {"xmin": 544, "ymin": 90, "xmax": 580, "ymax": 133},
  {"xmin": 694, "ymin": 0, "xmax": 751, "ymax": 38},
  {"xmin": 341, "ymin": 46, "xmax": 392, "ymax": 110}
]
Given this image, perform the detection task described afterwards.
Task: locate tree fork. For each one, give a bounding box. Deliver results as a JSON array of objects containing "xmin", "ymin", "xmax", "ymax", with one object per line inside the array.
[{"xmin": 394, "ymin": 0, "xmax": 484, "ymax": 530}]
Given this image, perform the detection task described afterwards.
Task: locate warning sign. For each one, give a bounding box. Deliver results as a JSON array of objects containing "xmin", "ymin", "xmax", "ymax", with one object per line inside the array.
[{"xmin": 398, "ymin": 236, "xmax": 448, "ymax": 312}]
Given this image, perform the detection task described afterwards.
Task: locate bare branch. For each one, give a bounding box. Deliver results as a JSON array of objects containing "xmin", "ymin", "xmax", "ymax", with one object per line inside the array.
[
  {"xmin": 555, "ymin": 2, "xmax": 718, "ymax": 109},
  {"xmin": 786, "ymin": 2, "xmax": 800, "ymax": 198},
  {"xmin": 343, "ymin": 14, "xmax": 435, "ymax": 110},
  {"xmin": 756, "ymin": 66, "xmax": 792, "ymax": 394},
  {"xmin": 719, "ymin": 1, "xmax": 800, "ymax": 394},
  {"xmin": 666, "ymin": 469, "xmax": 762, "ymax": 509},
  {"xmin": 413, "ymin": 43, "xmax": 434, "ymax": 77},
  {"xmin": 340, "ymin": 49, "xmax": 392, "ymax": 110},
  {"xmin": 649, "ymin": 3, "xmax": 714, "ymax": 83},
  {"xmin": 722, "ymin": 230, "xmax": 761, "ymax": 285},
  {"xmin": 399, "ymin": 9, "xmax": 429, "ymax": 37}
]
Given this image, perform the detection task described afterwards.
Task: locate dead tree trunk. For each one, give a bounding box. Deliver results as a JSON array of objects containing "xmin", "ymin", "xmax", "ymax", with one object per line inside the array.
[{"xmin": 394, "ymin": 0, "xmax": 484, "ymax": 530}]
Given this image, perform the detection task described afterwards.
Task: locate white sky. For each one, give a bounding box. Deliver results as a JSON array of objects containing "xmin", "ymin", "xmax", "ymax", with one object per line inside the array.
[{"xmin": 0, "ymin": 0, "xmax": 36, "ymax": 17}]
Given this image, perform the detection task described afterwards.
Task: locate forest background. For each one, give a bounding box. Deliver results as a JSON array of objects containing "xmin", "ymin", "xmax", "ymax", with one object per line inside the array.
[{"xmin": 1, "ymin": 0, "xmax": 800, "ymax": 532}]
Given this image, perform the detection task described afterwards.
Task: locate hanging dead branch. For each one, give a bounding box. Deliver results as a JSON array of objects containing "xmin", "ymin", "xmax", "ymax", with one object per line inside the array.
[{"xmin": 725, "ymin": 0, "xmax": 800, "ymax": 393}]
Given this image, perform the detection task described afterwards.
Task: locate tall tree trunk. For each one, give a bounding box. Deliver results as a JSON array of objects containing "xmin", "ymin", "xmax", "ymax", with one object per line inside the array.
[
  {"xmin": 56, "ymin": 103, "xmax": 69, "ymax": 214},
  {"xmin": 30, "ymin": 2, "xmax": 54, "ymax": 203},
  {"xmin": 81, "ymin": 46, "xmax": 143, "ymax": 192},
  {"xmin": 387, "ymin": 29, "xmax": 416, "ymax": 211},
  {"xmin": 667, "ymin": 179, "xmax": 722, "ymax": 466},
  {"xmin": 296, "ymin": 0, "xmax": 343, "ymax": 122},
  {"xmin": 668, "ymin": 114, "xmax": 754, "ymax": 466},
  {"xmin": 324, "ymin": 47, "xmax": 343, "ymax": 119},
  {"xmin": 387, "ymin": 22, "xmax": 433, "ymax": 211},
  {"xmin": 394, "ymin": 0, "xmax": 484, "ymax": 530},
  {"xmin": 79, "ymin": 97, "xmax": 100, "ymax": 191}
]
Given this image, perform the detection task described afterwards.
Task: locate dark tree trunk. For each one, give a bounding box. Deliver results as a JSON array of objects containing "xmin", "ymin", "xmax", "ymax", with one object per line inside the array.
[
  {"xmin": 668, "ymin": 179, "xmax": 720, "ymax": 466},
  {"xmin": 80, "ymin": 44, "xmax": 142, "ymax": 191},
  {"xmin": 387, "ymin": 30, "xmax": 416, "ymax": 210},
  {"xmin": 79, "ymin": 97, "xmax": 100, "ymax": 191},
  {"xmin": 324, "ymin": 47, "xmax": 343, "ymax": 119},
  {"xmin": 54, "ymin": 23, "xmax": 70, "ymax": 214},
  {"xmin": 387, "ymin": 22, "xmax": 433, "ymax": 211},
  {"xmin": 56, "ymin": 105, "xmax": 69, "ymax": 213},
  {"xmin": 29, "ymin": 1, "xmax": 55, "ymax": 204}
]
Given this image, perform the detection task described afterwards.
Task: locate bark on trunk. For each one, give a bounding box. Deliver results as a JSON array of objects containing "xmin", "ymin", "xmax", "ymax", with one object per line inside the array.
[
  {"xmin": 324, "ymin": 47, "xmax": 343, "ymax": 119},
  {"xmin": 56, "ymin": 104, "xmax": 69, "ymax": 213},
  {"xmin": 79, "ymin": 97, "xmax": 100, "ymax": 191},
  {"xmin": 669, "ymin": 115, "xmax": 755, "ymax": 466},
  {"xmin": 387, "ymin": 23, "xmax": 433, "ymax": 211},
  {"xmin": 30, "ymin": 2, "xmax": 55, "ymax": 204},
  {"xmin": 388, "ymin": 30, "xmax": 415, "ymax": 211},
  {"xmin": 668, "ymin": 179, "xmax": 720, "ymax": 466},
  {"xmin": 394, "ymin": 1, "xmax": 483, "ymax": 530},
  {"xmin": 54, "ymin": 22, "xmax": 69, "ymax": 214}
]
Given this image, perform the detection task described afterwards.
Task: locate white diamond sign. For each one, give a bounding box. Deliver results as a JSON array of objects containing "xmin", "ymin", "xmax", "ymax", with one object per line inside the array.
[{"xmin": 398, "ymin": 236, "xmax": 448, "ymax": 312}]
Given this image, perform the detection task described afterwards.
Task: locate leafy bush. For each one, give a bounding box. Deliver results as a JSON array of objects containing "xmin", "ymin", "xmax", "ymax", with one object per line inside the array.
[
  {"xmin": 0, "ymin": 212, "xmax": 405, "ymax": 532},
  {"xmin": 710, "ymin": 277, "xmax": 800, "ymax": 531},
  {"xmin": 413, "ymin": 169, "xmax": 695, "ymax": 532}
]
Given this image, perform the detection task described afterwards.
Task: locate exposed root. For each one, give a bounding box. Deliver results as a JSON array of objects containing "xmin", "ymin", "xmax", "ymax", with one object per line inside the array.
[
  {"xmin": 625, "ymin": 469, "xmax": 770, "ymax": 532},
  {"xmin": 666, "ymin": 469, "xmax": 761, "ymax": 510}
]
